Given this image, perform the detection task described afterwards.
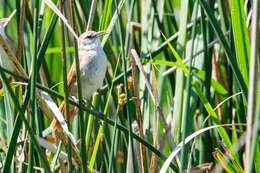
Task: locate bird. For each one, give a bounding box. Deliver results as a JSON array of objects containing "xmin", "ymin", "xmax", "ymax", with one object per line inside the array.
[
  {"xmin": 51, "ymin": 30, "xmax": 107, "ymax": 131},
  {"xmin": 0, "ymin": 17, "xmax": 17, "ymax": 89}
]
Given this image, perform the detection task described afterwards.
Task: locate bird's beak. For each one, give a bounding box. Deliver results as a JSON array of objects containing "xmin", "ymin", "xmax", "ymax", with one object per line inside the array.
[{"xmin": 95, "ymin": 31, "xmax": 108, "ymax": 38}]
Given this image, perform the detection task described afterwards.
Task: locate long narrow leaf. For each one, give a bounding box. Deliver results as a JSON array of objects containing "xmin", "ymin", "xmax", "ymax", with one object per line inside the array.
[
  {"xmin": 230, "ymin": 0, "xmax": 250, "ymax": 85},
  {"xmin": 199, "ymin": 0, "xmax": 248, "ymax": 98},
  {"xmin": 162, "ymin": 33, "xmax": 232, "ymax": 148}
]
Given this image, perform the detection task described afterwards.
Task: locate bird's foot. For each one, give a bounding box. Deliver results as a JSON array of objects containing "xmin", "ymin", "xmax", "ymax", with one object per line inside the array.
[{"xmin": 82, "ymin": 99, "xmax": 95, "ymax": 110}]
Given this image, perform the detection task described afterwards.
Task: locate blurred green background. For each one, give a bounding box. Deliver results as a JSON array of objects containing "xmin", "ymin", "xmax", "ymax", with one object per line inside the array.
[{"xmin": 0, "ymin": 0, "xmax": 259, "ymax": 172}]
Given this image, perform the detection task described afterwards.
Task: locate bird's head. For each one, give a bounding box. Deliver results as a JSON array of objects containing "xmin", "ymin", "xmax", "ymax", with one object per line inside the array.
[{"xmin": 78, "ymin": 31, "xmax": 107, "ymax": 51}]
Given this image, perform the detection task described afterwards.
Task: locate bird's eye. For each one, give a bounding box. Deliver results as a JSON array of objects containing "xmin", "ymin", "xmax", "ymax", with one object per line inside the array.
[{"xmin": 85, "ymin": 34, "xmax": 93, "ymax": 39}]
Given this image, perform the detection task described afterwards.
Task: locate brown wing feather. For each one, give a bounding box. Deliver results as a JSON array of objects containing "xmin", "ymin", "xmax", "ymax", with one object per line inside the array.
[
  {"xmin": 51, "ymin": 100, "xmax": 78, "ymax": 131},
  {"xmin": 66, "ymin": 55, "xmax": 86, "ymax": 91},
  {"xmin": 66, "ymin": 61, "xmax": 76, "ymax": 90},
  {"xmin": 51, "ymin": 59, "xmax": 79, "ymax": 131},
  {"xmin": 51, "ymin": 101, "xmax": 65, "ymax": 131}
]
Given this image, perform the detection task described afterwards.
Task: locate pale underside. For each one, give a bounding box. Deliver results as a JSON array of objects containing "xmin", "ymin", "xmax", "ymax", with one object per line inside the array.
[{"xmin": 67, "ymin": 49, "xmax": 107, "ymax": 100}]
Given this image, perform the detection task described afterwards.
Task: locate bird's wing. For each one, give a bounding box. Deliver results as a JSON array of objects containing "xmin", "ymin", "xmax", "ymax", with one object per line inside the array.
[
  {"xmin": 67, "ymin": 61, "xmax": 76, "ymax": 91},
  {"xmin": 67, "ymin": 54, "xmax": 85, "ymax": 91}
]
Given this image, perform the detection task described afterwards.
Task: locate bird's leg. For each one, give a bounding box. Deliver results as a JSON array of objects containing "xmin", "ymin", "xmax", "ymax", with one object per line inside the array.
[
  {"xmin": 71, "ymin": 96, "xmax": 78, "ymax": 102},
  {"xmin": 71, "ymin": 97, "xmax": 95, "ymax": 111},
  {"xmin": 81, "ymin": 99, "xmax": 104, "ymax": 126},
  {"xmin": 82, "ymin": 99, "xmax": 96, "ymax": 110},
  {"xmin": 71, "ymin": 96, "xmax": 94, "ymax": 109},
  {"xmin": 95, "ymin": 117, "xmax": 102, "ymax": 126}
]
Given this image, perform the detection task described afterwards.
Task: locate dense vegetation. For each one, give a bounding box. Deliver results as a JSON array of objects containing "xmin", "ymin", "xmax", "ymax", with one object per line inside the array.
[{"xmin": 0, "ymin": 0, "xmax": 259, "ymax": 172}]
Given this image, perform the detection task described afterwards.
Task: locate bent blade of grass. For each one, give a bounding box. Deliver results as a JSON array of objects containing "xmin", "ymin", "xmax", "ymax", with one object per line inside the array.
[
  {"xmin": 160, "ymin": 124, "xmax": 244, "ymax": 173},
  {"xmin": 214, "ymin": 149, "xmax": 238, "ymax": 172},
  {"xmin": 162, "ymin": 33, "xmax": 231, "ymax": 147},
  {"xmin": 39, "ymin": 90, "xmax": 77, "ymax": 146},
  {"xmin": 43, "ymin": 0, "xmax": 78, "ymax": 40}
]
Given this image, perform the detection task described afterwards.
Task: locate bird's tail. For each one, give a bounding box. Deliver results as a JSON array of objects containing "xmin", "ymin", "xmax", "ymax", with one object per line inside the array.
[{"xmin": 51, "ymin": 101, "xmax": 77, "ymax": 131}]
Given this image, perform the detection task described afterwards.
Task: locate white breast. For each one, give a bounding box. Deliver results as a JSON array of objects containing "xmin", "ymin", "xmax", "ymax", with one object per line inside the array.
[{"xmin": 70, "ymin": 48, "xmax": 107, "ymax": 100}]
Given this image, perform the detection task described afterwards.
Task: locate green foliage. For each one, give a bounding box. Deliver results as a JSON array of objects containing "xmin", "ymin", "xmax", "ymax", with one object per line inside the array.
[{"xmin": 0, "ymin": 0, "xmax": 259, "ymax": 172}]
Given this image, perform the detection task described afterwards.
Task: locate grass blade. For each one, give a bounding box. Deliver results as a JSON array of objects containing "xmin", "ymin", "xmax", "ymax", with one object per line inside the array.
[
  {"xmin": 230, "ymin": 0, "xmax": 250, "ymax": 85},
  {"xmin": 199, "ymin": 0, "xmax": 248, "ymax": 98},
  {"xmin": 162, "ymin": 32, "xmax": 232, "ymax": 148}
]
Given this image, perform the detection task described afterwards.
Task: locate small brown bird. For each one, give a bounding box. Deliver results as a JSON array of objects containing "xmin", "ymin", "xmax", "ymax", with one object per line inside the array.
[
  {"xmin": 0, "ymin": 17, "xmax": 17, "ymax": 88},
  {"xmin": 51, "ymin": 31, "xmax": 107, "ymax": 131}
]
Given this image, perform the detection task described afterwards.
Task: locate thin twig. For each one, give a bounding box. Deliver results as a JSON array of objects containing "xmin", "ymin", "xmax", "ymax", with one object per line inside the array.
[
  {"xmin": 150, "ymin": 64, "xmax": 159, "ymax": 173},
  {"xmin": 131, "ymin": 49, "xmax": 179, "ymax": 156},
  {"xmin": 129, "ymin": 21, "xmax": 147, "ymax": 173}
]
